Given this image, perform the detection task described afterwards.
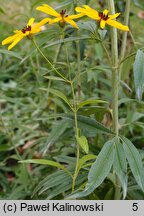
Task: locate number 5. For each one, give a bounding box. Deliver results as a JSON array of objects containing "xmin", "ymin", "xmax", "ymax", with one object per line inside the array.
[{"xmin": 132, "ymin": 203, "xmax": 138, "ymax": 211}]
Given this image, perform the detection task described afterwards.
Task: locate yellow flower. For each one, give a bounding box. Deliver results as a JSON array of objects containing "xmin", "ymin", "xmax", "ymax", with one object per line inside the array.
[
  {"xmin": 75, "ymin": 5, "xmax": 129, "ymax": 31},
  {"xmin": 2, "ymin": 18, "xmax": 50, "ymax": 50},
  {"xmin": 36, "ymin": 4, "xmax": 83, "ymax": 28}
]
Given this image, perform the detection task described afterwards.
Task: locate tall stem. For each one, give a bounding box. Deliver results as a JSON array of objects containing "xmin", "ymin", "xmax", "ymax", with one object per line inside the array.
[
  {"xmin": 108, "ymin": 0, "xmax": 121, "ymax": 199},
  {"xmin": 70, "ymin": 81, "xmax": 80, "ymax": 192},
  {"xmin": 119, "ymin": 0, "xmax": 131, "ymax": 78},
  {"xmin": 75, "ymin": 36, "xmax": 81, "ymax": 99},
  {"xmin": 33, "ymin": 36, "xmax": 80, "ymax": 191},
  {"xmin": 108, "ymin": 0, "xmax": 119, "ymax": 135},
  {"xmin": 73, "ymin": 0, "xmax": 81, "ymax": 99},
  {"xmin": 32, "ymin": 38, "xmax": 69, "ymax": 82},
  {"xmin": 61, "ymin": 28, "xmax": 72, "ymax": 81}
]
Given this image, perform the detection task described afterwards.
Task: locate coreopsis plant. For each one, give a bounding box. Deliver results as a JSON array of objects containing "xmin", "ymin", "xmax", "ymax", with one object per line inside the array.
[
  {"xmin": 2, "ymin": 18, "xmax": 50, "ymax": 50},
  {"xmin": 75, "ymin": 5, "xmax": 129, "ymax": 31},
  {"xmin": 36, "ymin": 4, "xmax": 83, "ymax": 28},
  {"xmin": 1, "ymin": 0, "xmax": 144, "ymax": 201}
]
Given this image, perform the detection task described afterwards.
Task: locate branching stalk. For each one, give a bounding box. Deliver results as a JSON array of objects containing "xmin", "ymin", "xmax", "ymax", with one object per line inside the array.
[
  {"xmin": 119, "ymin": 0, "xmax": 131, "ymax": 79},
  {"xmin": 108, "ymin": 0, "xmax": 121, "ymax": 199},
  {"xmin": 73, "ymin": 0, "xmax": 81, "ymax": 99},
  {"xmin": 32, "ymin": 38, "xmax": 69, "ymax": 82},
  {"xmin": 33, "ymin": 36, "xmax": 80, "ymax": 191},
  {"xmin": 70, "ymin": 81, "xmax": 80, "ymax": 192},
  {"xmin": 108, "ymin": 0, "xmax": 119, "ymax": 135}
]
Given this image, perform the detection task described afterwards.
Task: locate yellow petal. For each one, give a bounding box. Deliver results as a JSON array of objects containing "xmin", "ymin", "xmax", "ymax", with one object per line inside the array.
[
  {"xmin": 83, "ymin": 5, "xmax": 94, "ymax": 10},
  {"xmin": 33, "ymin": 18, "xmax": 50, "ymax": 29},
  {"xmin": 14, "ymin": 30, "xmax": 20, "ymax": 33},
  {"xmin": 106, "ymin": 19, "xmax": 129, "ymax": 31},
  {"xmin": 103, "ymin": 9, "xmax": 109, "ymax": 16},
  {"xmin": 69, "ymin": 13, "xmax": 84, "ymax": 19},
  {"xmin": 85, "ymin": 11, "xmax": 100, "ymax": 20},
  {"xmin": 25, "ymin": 31, "xmax": 31, "ymax": 36},
  {"xmin": 83, "ymin": 5, "xmax": 99, "ymax": 18},
  {"xmin": 27, "ymin": 18, "xmax": 35, "ymax": 26},
  {"xmin": 100, "ymin": 20, "xmax": 106, "ymax": 29},
  {"xmin": 8, "ymin": 34, "xmax": 25, "ymax": 50},
  {"xmin": 75, "ymin": 6, "xmax": 99, "ymax": 20},
  {"xmin": 109, "ymin": 13, "xmax": 120, "ymax": 19},
  {"xmin": 64, "ymin": 17, "xmax": 79, "ymax": 28},
  {"xmin": 75, "ymin": 6, "xmax": 87, "ymax": 13},
  {"xmin": 2, "ymin": 32, "xmax": 22, "ymax": 45},
  {"xmin": 36, "ymin": 4, "xmax": 59, "ymax": 17},
  {"xmin": 49, "ymin": 17, "xmax": 62, "ymax": 24},
  {"xmin": 30, "ymin": 27, "xmax": 40, "ymax": 34}
]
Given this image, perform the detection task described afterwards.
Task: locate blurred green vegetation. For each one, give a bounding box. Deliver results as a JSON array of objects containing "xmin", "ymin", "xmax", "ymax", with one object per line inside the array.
[{"xmin": 0, "ymin": 0, "xmax": 144, "ymax": 199}]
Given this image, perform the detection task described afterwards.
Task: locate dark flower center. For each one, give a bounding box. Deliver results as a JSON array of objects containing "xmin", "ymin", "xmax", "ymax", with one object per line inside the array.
[
  {"xmin": 98, "ymin": 12, "xmax": 109, "ymax": 21},
  {"xmin": 21, "ymin": 25, "xmax": 31, "ymax": 33},
  {"xmin": 60, "ymin": 9, "xmax": 68, "ymax": 18}
]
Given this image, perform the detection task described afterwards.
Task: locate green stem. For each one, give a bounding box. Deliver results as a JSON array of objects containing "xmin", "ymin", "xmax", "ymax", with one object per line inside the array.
[
  {"xmin": 108, "ymin": 0, "xmax": 119, "ymax": 136},
  {"xmin": 73, "ymin": 0, "xmax": 81, "ymax": 100},
  {"xmin": 32, "ymin": 38, "xmax": 69, "ymax": 83},
  {"xmin": 75, "ymin": 34, "xmax": 81, "ymax": 100},
  {"xmin": 72, "ymin": 111, "xmax": 80, "ymax": 192},
  {"xmin": 60, "ymin": 18, "xmax": 80, "ymax": 191},
  {"xmin": 70, "ymin": 81, "xmax": 80, "ymax": 192},
  {"xmin": 129, "ymin": 30, "xmax": 138, "ymax": 50},
  {"xmin": 30, "ymin": 56, "xmax": 44, "ymax": 104},
  {"xmin": 119, "ymin": 0, "xmax": 131, "ymax": 79},
  {"xmin": 61, "ymin": 28, "xmax": 72, "ymax": 81},
  {"xmin": 108, "ymin": 0, "xmax": 121, "ymax": 200},
  {"xmin": 54, "ymin": 40, "xmax": 62, "ymax": 64},
  {"xmin": 101, "ymin": 41, "xmax": 112, "ymax": 66},
  {"xmin": 73, "ymin": 0, "xmax": 77, "ymax": 9}
]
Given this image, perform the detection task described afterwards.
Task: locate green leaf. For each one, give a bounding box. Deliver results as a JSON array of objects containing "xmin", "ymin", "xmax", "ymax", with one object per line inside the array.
[
  {"xmin": 19, "ymin": 159, "xmax": 72, "ymax": 177},
  {"xmin": 76, "ymin": 136, "xmax": 89, "ymax": 154},
  {"xmin": 0, "ymin": 49, "xmax": 22, "ymax": 59},
  {"xmin": 77, "ymin": 99, "xmax": 108, "ymax": 111},
  {"xmin": 40, "ymin": 88, "xmax": 72, "ymax": 109},
  {"xmin": 78, "ymin": 154, "xmax": 96, "ymax": 169},
  {"xmin": 133, "ymin": 49, "xmax": 144, "ymax": 100},
  {"xmin": 40, "ymin": 113, "xmax": 114, "ymax": 136},
  {"xmin": 0, "ymin": 7, "xmax": 5, "ymax": 14},
  {"xmin": 44, "ymin": 76, "xmax": 65, "ymax": 82},
  {"xmin": 76, "ymin": 115, "xmax": 114, "ymax": 135},
  {"xmin": 68, "ymin": 139, "xmax": 115, "ymax": 198},
  {"xmin": 42, "ymin": 119, "xmax": 72, "ymax": 154},
  {"xmin": 47, "ymin": 173, "xmax": 86, "ymax": 199},
  {"xmin": 121, "ymin": 136, "xmax": 144, "ymax": 191},
  {"xmin": 77, "ymin": 21, "xmax": 97, "ymax": 34},
  {"xmin": 113, "ymin": 137, "xmax": 127, "ymax": 199},
  {"xmin": 131, "ymin": 112, "xmax": 144, "ymax": 122},
  {"xmin": 118, "ymin": 98, "xmax": 144, "ymax": 106},
  {"xmin": 76, "ymin": 154, "xmax": 96, "ymax": 176},
  {"xmin": 133, "ymin": 0, "xmax": 144, "ymax": 9},
  {"xmin": 98, "ymin": 29, "xmax": 107, "ymax": 40},
  {"xmin": 54, "ymin": 156, "xmax": 76, "ymax": 165},
  {"xmin": 32, "ymin": 170, "xmax": 68, "ymax": 197},
  {"xmin": 44, "ymin": 36, "xmax": 93, "ymax": 49},
  {"xmin": 32, "ymin": 168, "xmax": 87, "ymax": 199},
  {"xmin": 59, "ymin": 114, "xmax": 114, "ymax": 136},
  {"xmin": 54, "ymin": 0, "xmax": 73, "ymax": 9},
  {"xmin": 31, "ymin": 0, "xmax": 73, "ymax": 9}
]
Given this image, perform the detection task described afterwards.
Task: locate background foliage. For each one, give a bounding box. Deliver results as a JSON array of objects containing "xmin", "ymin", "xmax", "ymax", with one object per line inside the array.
[{"xmin": 0, "ymin": 0, "xmax": 144, "ymax": 200}]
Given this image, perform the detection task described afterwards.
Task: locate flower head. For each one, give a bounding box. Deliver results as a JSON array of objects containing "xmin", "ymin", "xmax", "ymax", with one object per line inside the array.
[
  {"xmin": 75, "ymin": 5, "xmax": 129, "ymax": 31},
  {"xmin": 36, "ymin": 4, "xmax": 83, "ymax": 29},
  {"xmin": 2, "ymin": 18, "xmax": 50, "ymax": 50}
]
